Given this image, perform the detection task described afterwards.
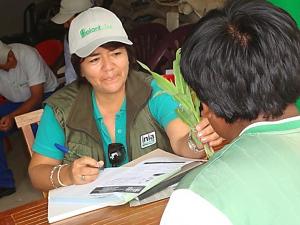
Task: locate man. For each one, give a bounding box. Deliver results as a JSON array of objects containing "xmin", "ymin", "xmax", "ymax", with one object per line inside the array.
[
  {"xmin": 51, "ymin": 0, "xmax": 93, "ymax": 85},
  {"xmin": 0, "ymin": 41, "xmax": 58, "ymax": 197},
  {"xmin": 160, "ymin": 0, "xmax": 300, "ymax": 224}
]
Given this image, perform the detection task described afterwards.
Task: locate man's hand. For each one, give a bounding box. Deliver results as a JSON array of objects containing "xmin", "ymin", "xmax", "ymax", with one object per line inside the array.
[
  {"xmin": 0, "ymin": 114, "xmax": 14, "ymax": 131},
  {"xmin": 196, "ymin": 118, "xmax": 225, "ymax": 147}
]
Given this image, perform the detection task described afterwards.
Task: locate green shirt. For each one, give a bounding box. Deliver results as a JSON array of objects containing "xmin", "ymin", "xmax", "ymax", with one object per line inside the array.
[{"xmin": 177, "ymin": 116, "xmax": 300, "ymax": 225}]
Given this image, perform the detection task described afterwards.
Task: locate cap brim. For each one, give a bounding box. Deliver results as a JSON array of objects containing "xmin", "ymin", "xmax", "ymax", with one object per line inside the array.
[
  {"xmin": 75, "ymin": 37, "xmax": 133, "ymax": 57},
  {"xmin": 51, "ymin": 13, "xmax": 74, "ymax": 24}
]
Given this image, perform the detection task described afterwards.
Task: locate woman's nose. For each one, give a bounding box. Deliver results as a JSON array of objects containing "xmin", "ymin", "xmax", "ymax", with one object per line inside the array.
[{"xmin": 101, "ymin": 55, "xmax": 114, "ymax": 71}]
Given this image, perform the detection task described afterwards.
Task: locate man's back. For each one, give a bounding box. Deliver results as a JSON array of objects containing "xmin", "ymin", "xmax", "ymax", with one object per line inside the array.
[{"xmin": 167, "ymin": 117, "xmax": 300, "ymax": 225}]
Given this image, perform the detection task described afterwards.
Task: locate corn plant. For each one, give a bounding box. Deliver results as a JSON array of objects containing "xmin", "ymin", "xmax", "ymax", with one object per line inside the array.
[{"xmin": 139, "ymin": 49, "xmax": 214, "ymax": 158}]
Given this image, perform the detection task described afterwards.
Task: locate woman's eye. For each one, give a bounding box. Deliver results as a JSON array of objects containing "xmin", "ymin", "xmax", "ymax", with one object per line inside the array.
[
  {"xmin": 89, "ymin": 58, "xmax": 99, "ymax": 63},
  {"xmin": 112, "ymin": 51, "xmax": 122, "ymax": 56}
]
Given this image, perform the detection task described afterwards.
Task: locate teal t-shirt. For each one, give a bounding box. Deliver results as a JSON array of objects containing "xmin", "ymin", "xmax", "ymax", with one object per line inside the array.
[{"xmin": 33, "ymin": 80, "xmax": 179, "ymax": 167}]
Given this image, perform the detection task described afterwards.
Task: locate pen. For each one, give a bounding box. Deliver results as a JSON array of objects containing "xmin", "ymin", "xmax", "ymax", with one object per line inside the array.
[
  {"xmin": 143, "ymin": 161, "xmax": 185, "ymax": 164},
  {"xmin": 54, "ymin": 143, "xmax": 84, "ymax": 158}
]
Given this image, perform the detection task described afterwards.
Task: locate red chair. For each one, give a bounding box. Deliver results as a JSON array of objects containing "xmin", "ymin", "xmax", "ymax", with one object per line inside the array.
[
  {"xmin": 35, "ymin": 39, "xmax": 64, "ymax": 69},
  {"xmin": 148, "ymin": 23, "xmax": 195, "ymax": 74},
  {"xmin": 129, "ymin": 23, "xmax": 170, "ymax": 65}
]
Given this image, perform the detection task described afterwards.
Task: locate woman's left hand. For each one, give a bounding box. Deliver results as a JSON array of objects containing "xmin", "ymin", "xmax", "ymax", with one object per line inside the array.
[{"xmin": 195, "ymin": 118, "xmax": 225, "ymax": 147}]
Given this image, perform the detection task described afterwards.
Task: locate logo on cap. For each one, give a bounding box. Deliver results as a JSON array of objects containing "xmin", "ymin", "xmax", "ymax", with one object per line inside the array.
[{"xmin": 80, "ymin": 24, "xmax": 113, "ymax": 38}]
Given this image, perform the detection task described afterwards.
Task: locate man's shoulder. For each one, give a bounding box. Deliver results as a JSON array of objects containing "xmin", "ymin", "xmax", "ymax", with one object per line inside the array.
[
  {"xmin": 10, "ymin": 43, "xmax": 37, "ymax": 60},
  {"xmin": 10, "ymin": 43, "xmax": 34, "ymax": 51}
]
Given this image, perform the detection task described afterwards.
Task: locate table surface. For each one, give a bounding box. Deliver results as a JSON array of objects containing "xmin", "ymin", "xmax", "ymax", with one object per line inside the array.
[
  {"xmin": 0, "ymin": 198, "xmax": 168, "ymax": 225},
  {"xmin": 0, "ymin": 142, "xmax": 228, "ymax": 225}
]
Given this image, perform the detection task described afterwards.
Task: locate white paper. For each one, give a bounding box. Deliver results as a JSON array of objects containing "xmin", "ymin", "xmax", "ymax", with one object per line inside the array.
[
  {"xmin": 90, "ymin": 157, "xmax": 192, "ymax": 196},
  {"xmin": 48, "ymin": 150, "xmax": 199, "ymax": 223}
]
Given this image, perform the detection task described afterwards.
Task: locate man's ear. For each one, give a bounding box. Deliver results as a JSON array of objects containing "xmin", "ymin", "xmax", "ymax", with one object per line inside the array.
[{"xmin": 201, "ymin": 103, "xmax": 212, "ymax": 118}]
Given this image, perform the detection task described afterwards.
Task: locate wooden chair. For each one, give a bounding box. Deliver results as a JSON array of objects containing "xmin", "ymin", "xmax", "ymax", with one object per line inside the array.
[
  {"xmin": 14, "ymin": 109, "xmax": 47, "ymax": 197},
  {"xmin": 14, "ymin": 109, "xmax": 43, "ymax": 157}
]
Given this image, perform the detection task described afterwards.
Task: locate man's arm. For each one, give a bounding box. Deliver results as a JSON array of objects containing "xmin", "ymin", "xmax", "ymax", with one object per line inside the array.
[
  {"xmin": 10, "ymin": 83, "xmax": 44, "ymax": 117},
  {"xmin": 0, "ymin": 84, "xmax": 44, "ymax": 131}
]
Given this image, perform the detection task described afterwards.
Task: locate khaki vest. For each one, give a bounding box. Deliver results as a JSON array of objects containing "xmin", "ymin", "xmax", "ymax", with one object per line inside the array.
[{"xmin": 45, "ymin": 70, "xmax": 173, "ymax": 164}]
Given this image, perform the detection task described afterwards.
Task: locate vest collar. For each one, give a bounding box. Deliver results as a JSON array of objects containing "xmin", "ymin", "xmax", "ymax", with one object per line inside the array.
[
  {"xmin": 126, "ymin": 70, "xmax": 152, "ymax": 129},
  {"xmin": 66, "ymin": 70, "xmax": 152, "ymax": 145},
  {"xmin": 67, "ymin": 83, "xmax": 100, "ymax": 142}
]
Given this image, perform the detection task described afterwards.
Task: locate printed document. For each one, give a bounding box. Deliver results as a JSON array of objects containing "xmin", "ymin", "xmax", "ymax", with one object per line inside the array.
[{"xmin": 48, "ymin": 149, "xmax": 204, "ymax": 223}]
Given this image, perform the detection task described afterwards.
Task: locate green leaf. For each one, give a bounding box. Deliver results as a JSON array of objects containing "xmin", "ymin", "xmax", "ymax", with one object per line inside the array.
[
  {"xmin": 173, "ymin": 49, "xmax": 185, "ymax": 94},
  {"xmin": 138, "ymin": 61, "xmax": 177, "ymax": 96},
  {"xmin": 140, "ymin": 52, "xmax": 215, "ymax": 159}
]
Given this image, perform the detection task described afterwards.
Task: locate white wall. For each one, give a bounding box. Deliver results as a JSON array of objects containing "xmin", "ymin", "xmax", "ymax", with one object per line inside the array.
[{"xmin": 0, "ymin": 0, "xmax": 34, "ymax": 37}]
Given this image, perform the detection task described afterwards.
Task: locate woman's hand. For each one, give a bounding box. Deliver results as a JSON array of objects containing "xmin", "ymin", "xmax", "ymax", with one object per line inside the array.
[
  {"xmin": 69, "ymin": 157, "xmax": 104, "ymax": 185},
  {"xmin": 196, "ymin": 118, "xmax": 225, "ymax": 147}
]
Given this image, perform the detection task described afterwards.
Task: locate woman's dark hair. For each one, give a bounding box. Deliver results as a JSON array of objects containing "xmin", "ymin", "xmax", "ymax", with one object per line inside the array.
[
  {"xmin": 71, "ymin": 42, "xmax": 137, "ymax": 83},
  {"xmin": 180, "ymin": 0, "xmax": 300, "ymax": 123}
]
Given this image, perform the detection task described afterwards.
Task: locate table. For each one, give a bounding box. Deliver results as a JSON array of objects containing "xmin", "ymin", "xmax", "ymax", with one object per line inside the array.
[
  {"xmin": 0, "ymin": 142, "xmax": 228, "ymax": 225},
  {"xmin": 0, "ymin": 198, "xmax": 168, "ymax": 225}
]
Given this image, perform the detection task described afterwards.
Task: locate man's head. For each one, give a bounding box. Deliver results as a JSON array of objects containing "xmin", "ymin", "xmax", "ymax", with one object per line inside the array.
[
  {"xmin": 51, "ymin": 0, "xmax": 93, "ymax": 28},
  {"xmin": 0, "ymin": 41, "xmax": 17, "ymax": 71},
  {"xmin": 180, "ymin": 0, "xmax": 300, "ymax": 140}
]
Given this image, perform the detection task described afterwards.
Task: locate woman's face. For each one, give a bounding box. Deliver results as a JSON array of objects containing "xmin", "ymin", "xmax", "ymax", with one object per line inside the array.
[{"xmin": 80, "ymin": 46, "xmax": 129, "ymax": 95}]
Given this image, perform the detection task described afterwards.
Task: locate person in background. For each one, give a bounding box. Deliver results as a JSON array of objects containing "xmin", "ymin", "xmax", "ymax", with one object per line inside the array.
[
  {"xmin": 267, "ymin": 0, "xmax": 300, "ymax": 111},
  {"xmin": 0, "ymin": 41, "xmax": 58, "ymax": 198},
  {"xmin": 51, "ymin": 0, "xmax": 93, "ymax": 85},
  {"xmin": 160, "ymin": 0, "xmax": 300, "ymax": 224},
  {"xmin": 28, "ymin": 7, "xmax": 223, "ymax": 192}
]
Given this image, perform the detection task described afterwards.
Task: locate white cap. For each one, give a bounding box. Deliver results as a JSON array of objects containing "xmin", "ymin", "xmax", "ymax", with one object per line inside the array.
[
  {"xmin": 68, "ymin": 7, "xmax": 133, "ymax": 57},
  {"xmin": 0, "ymin": 41, "xmax": 12, "ymax": 64},
  {"xmin": 51, "ymin": 0, "xmax": 93, "ymax": 24}
]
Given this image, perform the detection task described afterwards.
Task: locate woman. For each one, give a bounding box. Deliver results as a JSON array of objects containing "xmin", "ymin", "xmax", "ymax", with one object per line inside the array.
[{"xmin": 28, "ymin": 7, "xmax": 222, "ymax": 191}]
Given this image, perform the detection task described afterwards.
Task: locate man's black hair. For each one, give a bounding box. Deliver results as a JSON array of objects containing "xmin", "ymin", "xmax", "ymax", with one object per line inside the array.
[{"xmin": 180, "ymin": 0, "xmax": 300, "ymax": 123}]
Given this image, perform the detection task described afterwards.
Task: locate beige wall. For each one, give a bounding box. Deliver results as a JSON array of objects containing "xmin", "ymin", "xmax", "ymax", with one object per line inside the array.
[{"xmin": 0, "ymin": 0, "xmax": 34, "ymax": 37}]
